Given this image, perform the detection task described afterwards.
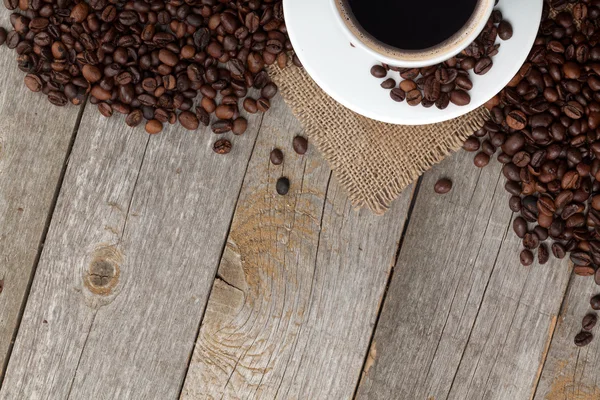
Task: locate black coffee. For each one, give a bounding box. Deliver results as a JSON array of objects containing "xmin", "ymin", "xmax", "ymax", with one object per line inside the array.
[{"xmin": 346, "ymin": 0, "xmax": 479, "ymax": 50}]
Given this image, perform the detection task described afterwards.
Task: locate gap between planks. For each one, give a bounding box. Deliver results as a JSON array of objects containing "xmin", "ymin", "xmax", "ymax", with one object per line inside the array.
[
  {"xmin": 352, "ymin": 177, "xmax": 422, "ymax": 399},
  {"xmin": 0, "ymin": 99, "xmax": 88, "ymax": 385},
  {"xmin": 175, "ymin": 112, "xmax": 265, "ymax": 398}
]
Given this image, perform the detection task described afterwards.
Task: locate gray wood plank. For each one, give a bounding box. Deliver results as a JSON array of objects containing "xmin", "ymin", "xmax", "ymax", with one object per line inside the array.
[
  {"xmin": 356, "ymin": 150, "xmax": 572, "ymax": 400},
  {"xmin": 0, "ymin": 14, "xmax": 82, "ymax": 377},
  {"xmin": 0, "ymin": 96, "xmax": 262, "ymax": 398},
  {"xmin": 533, "ymin": 275, "xmax": 600, "ymax": 400},
  {"xmin": 180, "ymin": 99, "xmax": 414, "ymax": 399}
]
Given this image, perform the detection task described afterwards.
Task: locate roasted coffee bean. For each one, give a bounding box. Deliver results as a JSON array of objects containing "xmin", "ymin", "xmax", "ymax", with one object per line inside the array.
[
  {"xmin": 434, "ymin": 178, "xmax": 452, "ymax": 194},
  {"xmin": 145, "ymin": 119, "xmax": 162, "ymax": 135},
  {"xmin": 592, "ymin": 295, "xmax": 600, "ymax": 311},
  {"xmin": 498, "ymin": 20, "xmax": 513, "ymax": 40},
  {"xmin": 390, "ymin": 88, "xmax": 406, "ymax": 102},
  {"xmin": 474, "ymin": 57, "xmax": 493, "ymax": 75},
  {"xmin": 261, "ymin": 82, "xmax": 278, "ymax": 99},
  {"xmin": 407, "ymin": 89, "xmax": 422, "ymax": 106},
  {"xmin": 582, "ymin": 314, "xmax": 597, "ymax": 331},
  {"xmin": 513, "ymin": 217, "xmax": 527, "ymax": 238},
  {"xmin": 538, "ymin": 243, "xmax": 550, "ymax": 264},
  {"xmin": 450, "ymin": 90, "xmax": 470, "ymax": 106},
  {"xmin": 213, "ymin": 139, "xmax": 232, "ymax": 155},
  {"xmin": 575, "ymin": 331, "xmax": 594, "ymax": 347},
  {"xmin": 124, "ymin": 109, "xmax": 143, "ymax": 128},
  {"xmin": 179, "ymin": 111, "xmax": 199, "ymax": 130},
  {"xmin": 520, "ymin": 249, "xmax": 534, "ymax": 266},
  {"xmin": 381, "ymin": 78, "xmax": 396, "ymax": 89},
  {"xmin": 270, "ymin": 148, "xmax": 284, "ymax": 165},
  {"xmin": 474, "ymin": 152, "xmax": 490, "ymax": 168},
  {"xmin": 232, "ymin": 118, "xmax": 248, "ymax": 135},
  {"xmin": 0, "ymin": 28, "xmax": 7, "ymax": 46},
  {"xmin": 370, "ymin": 65, "xmax": 386, "ymax": 78},
  {"xmin": 506, "ymin": 110, "xmax": 527, "ymax": 130},
  {"xmin": 293, "ymin": 136, "xmax": 308, "ymax": 155},
  {"xmin": 552, "ymin": 242, "xmax": 566, "ymax": 259},
  {"xmin": 523, "ymin": 232, "xmax": 540, "ymax": 249},
  {"xmin": 509, "ymin": 196, "xmax": 522, "ymax": 212},
  {"xmin": 257, "ymin": 98, "xmax": 270, "ymax": 112},
  {"xmin": 212, "ymin": 120, "xmax": 233, "ymax": 134},
  {"xmin": 463, "ymin": 137, "xmax": 480, "ymax": 152},
  {"xmin": 276, "ymin": 177, "xmax": 290, "ymax": 195}
]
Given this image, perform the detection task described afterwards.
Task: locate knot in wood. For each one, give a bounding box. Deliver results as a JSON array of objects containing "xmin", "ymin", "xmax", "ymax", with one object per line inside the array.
[{"xmin": 84, "ymin": 245, "xmax": 121, "ymax": 296}]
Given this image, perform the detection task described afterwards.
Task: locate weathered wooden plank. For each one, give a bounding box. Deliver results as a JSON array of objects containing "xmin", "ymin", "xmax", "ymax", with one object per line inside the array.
[
  {"xmin": 180, "ymin": 99, "xmax": 414, "ymax": 399},
  {"xmin": 533, "ymin": 275, "xmax": 600, "ymax": 400},
  {"xmin": 0, "ymin": 96, "xmax": 262, "ymax": 398},
  {"xmin": 0, "ymin": 13, "xmax": 83, "ymax": 377},
  {"xmin": 356, "ymin": 150, "xmax": 572, "ymax": 400}
]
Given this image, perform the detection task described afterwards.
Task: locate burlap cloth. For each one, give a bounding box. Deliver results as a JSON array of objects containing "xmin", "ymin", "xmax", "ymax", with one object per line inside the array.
[{"xmin": 268, "ymin": 65, "xmax": 490, "ymax": 215}]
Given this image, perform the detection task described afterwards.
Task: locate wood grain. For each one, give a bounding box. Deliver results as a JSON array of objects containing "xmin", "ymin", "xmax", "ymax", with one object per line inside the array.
[
  {"xmin": 533, "ymin": 275, "xmax": 600, "ymax": 400},
  {"xmin": 355, "ymin": 150, "xmax": 572, "ymax": 400},
  {"xmin": 0, "ymin": 13, "xmax": 82, "ymax": 377},
  {"xmin": 0, "ymin": 98, "xmax": 262, "ymax": 399},
  {"xmin": 180, "ymin": 97, "xmax": 414, "ymax": 399}
]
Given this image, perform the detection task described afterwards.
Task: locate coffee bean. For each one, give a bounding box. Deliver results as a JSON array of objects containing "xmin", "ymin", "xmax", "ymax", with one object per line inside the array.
[
  {"xmin": 257, "ymin": 98, "xmax": 270, "ymax": 112},
  {"xmin": 538, "ymin": 243, "xmax": 549, "ymax": 264},
  {"xmin": 24, "ymin": 74, "xmax": 42, "ymax": 92},
  {"xmin": 506, "ymin": 110, "xmax": 527, "ymax": 130},
  {"xmin": 450, "ymin": 90, "xmax": 470, "ymax": 106},
  {"xmin": 407, "ymin": 89, "xmax": 423, "ymax": 106},
  {"xmin": 474, "ymin": 57, "xmax": 493, "ymax": 75},
  {"xmin": 212, "ymin": 120, "xmax": 233, "ymax": 134},
  {"xmin": 213, "ymin": 139, "xmax": 232, "ymax": 155},
  {"xmin": 474, "ymin": 152, "xmax": 490, "ymax": 168},
  {"xmin": 575, "ymin": 331, "xmax": 593, "ymax": 347},
  {"xmin": 293, "ymin": 136, "xmax": 308, "ymax": 155},
  {"xmin": 582, "ymin": 313, "xmax": 597, "ymax": 331},
  {"xmin": 145, "ymin": 120, "xmax": 162, "ymax": 135},
  {"xmin": 370, "ymin": 65, "xmax": 386, "ymax": 78},
  {"xmin": 232, "ymin": 118, "xmax": 248, "ymax": 135},
  {"xmin": 381, "ymin": 78, "xmax": 396, "ymax": 89},
  {"xmin": 513, "ymin": 217, "xmax": 527, "ymax": 238},
  {"xmin": 0, "ymin": 28, "xmax": 7, "ymax": 46},
  {"xmin": 270, "ymin": 148, "xmax": 284, "ymax": 165},
  {"xmin": 552, "ymin": 243, "xmax": 566, "ymax": 259},
  {"xmin": 125, "ymin": 109, "xmax": 143, "ymax": 128},
  {"xmin": 274, "ymin": 176, "xmax": 291, "ymax": 196},
  {"xmin": 390, "ymin": 88, "xmax": 406, "ymax": 102},
  {"xmin": 520, "ymin": 249, "xmax": 534, "ymax": 266},
  {"xmin": 523, "ymin": 232, "xmax": 540, "ymax": 249},
  {"xmin": 179, "ymin": 111, "xmax": 199, "ymax": 130},
  {"xmin": 195, "ymin": 106, "xmax": 210, "ymax": 127},
  {"xmin": 455, "ymin": 75, "xmax": 473, "ymax": 91},
  {"xmin": 261, "ymin": 82, "xmax": 278, "ymax": 99},
  {"xmin": 243, "ymin": 98, "xmax": 258, "ymax": 113},
  {"xmin": 498, "ymin": 20, "xmax": 513, "ymax": 40},
  {"xmin": 463, "ymin": 137, "xmax": 480, "ymax": 152},
  {"xmin": 434, "ymin": 178, "xmax": 452, "ymax": 194}
]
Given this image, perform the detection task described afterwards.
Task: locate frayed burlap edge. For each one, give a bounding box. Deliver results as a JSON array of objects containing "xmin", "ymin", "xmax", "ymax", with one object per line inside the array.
[{"xmin": 268, "ymin": 65, "xmax": 489, "ymax": 215}]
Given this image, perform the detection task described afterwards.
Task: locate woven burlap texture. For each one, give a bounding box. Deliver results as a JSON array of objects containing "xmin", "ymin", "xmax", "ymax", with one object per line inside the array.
[{"xmin": 268, "ymin": 65, "xmax": 490, "ymax": 214}]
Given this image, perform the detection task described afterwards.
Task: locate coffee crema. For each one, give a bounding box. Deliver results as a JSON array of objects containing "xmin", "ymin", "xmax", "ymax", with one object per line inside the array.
[{"xmin": 346, "ymin": 0, "xmax": 479, "ymax": 50}]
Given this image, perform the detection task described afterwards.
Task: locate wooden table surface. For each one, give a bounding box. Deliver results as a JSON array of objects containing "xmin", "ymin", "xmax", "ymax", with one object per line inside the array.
[{"xmin": 0, "ymin": 32, "xmax": 598, "ymax": 400}]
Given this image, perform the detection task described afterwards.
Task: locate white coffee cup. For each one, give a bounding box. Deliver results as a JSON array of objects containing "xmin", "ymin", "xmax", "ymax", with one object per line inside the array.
[{"xmin": 332, "ymin": 0, "xmax": 496, "ymax": 68}]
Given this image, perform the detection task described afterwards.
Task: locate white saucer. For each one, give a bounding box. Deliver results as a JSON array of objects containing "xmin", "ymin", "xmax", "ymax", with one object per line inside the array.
[{"xmin": 283, "ymin": 0, "xmax": 543, "ymax": 125}]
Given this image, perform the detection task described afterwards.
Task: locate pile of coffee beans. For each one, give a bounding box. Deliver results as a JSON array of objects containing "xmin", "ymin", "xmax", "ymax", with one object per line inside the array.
[
  {"xmin": 463, "ymin": 0, "xmax": 600, "ymax": 346},
  {"xmin": 0, "ymin": 0, "xmax": 301, "ymax": 153},
  {"xmin": 370, "ymin": 7, "xmax": 513, "ymax": 109}
]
